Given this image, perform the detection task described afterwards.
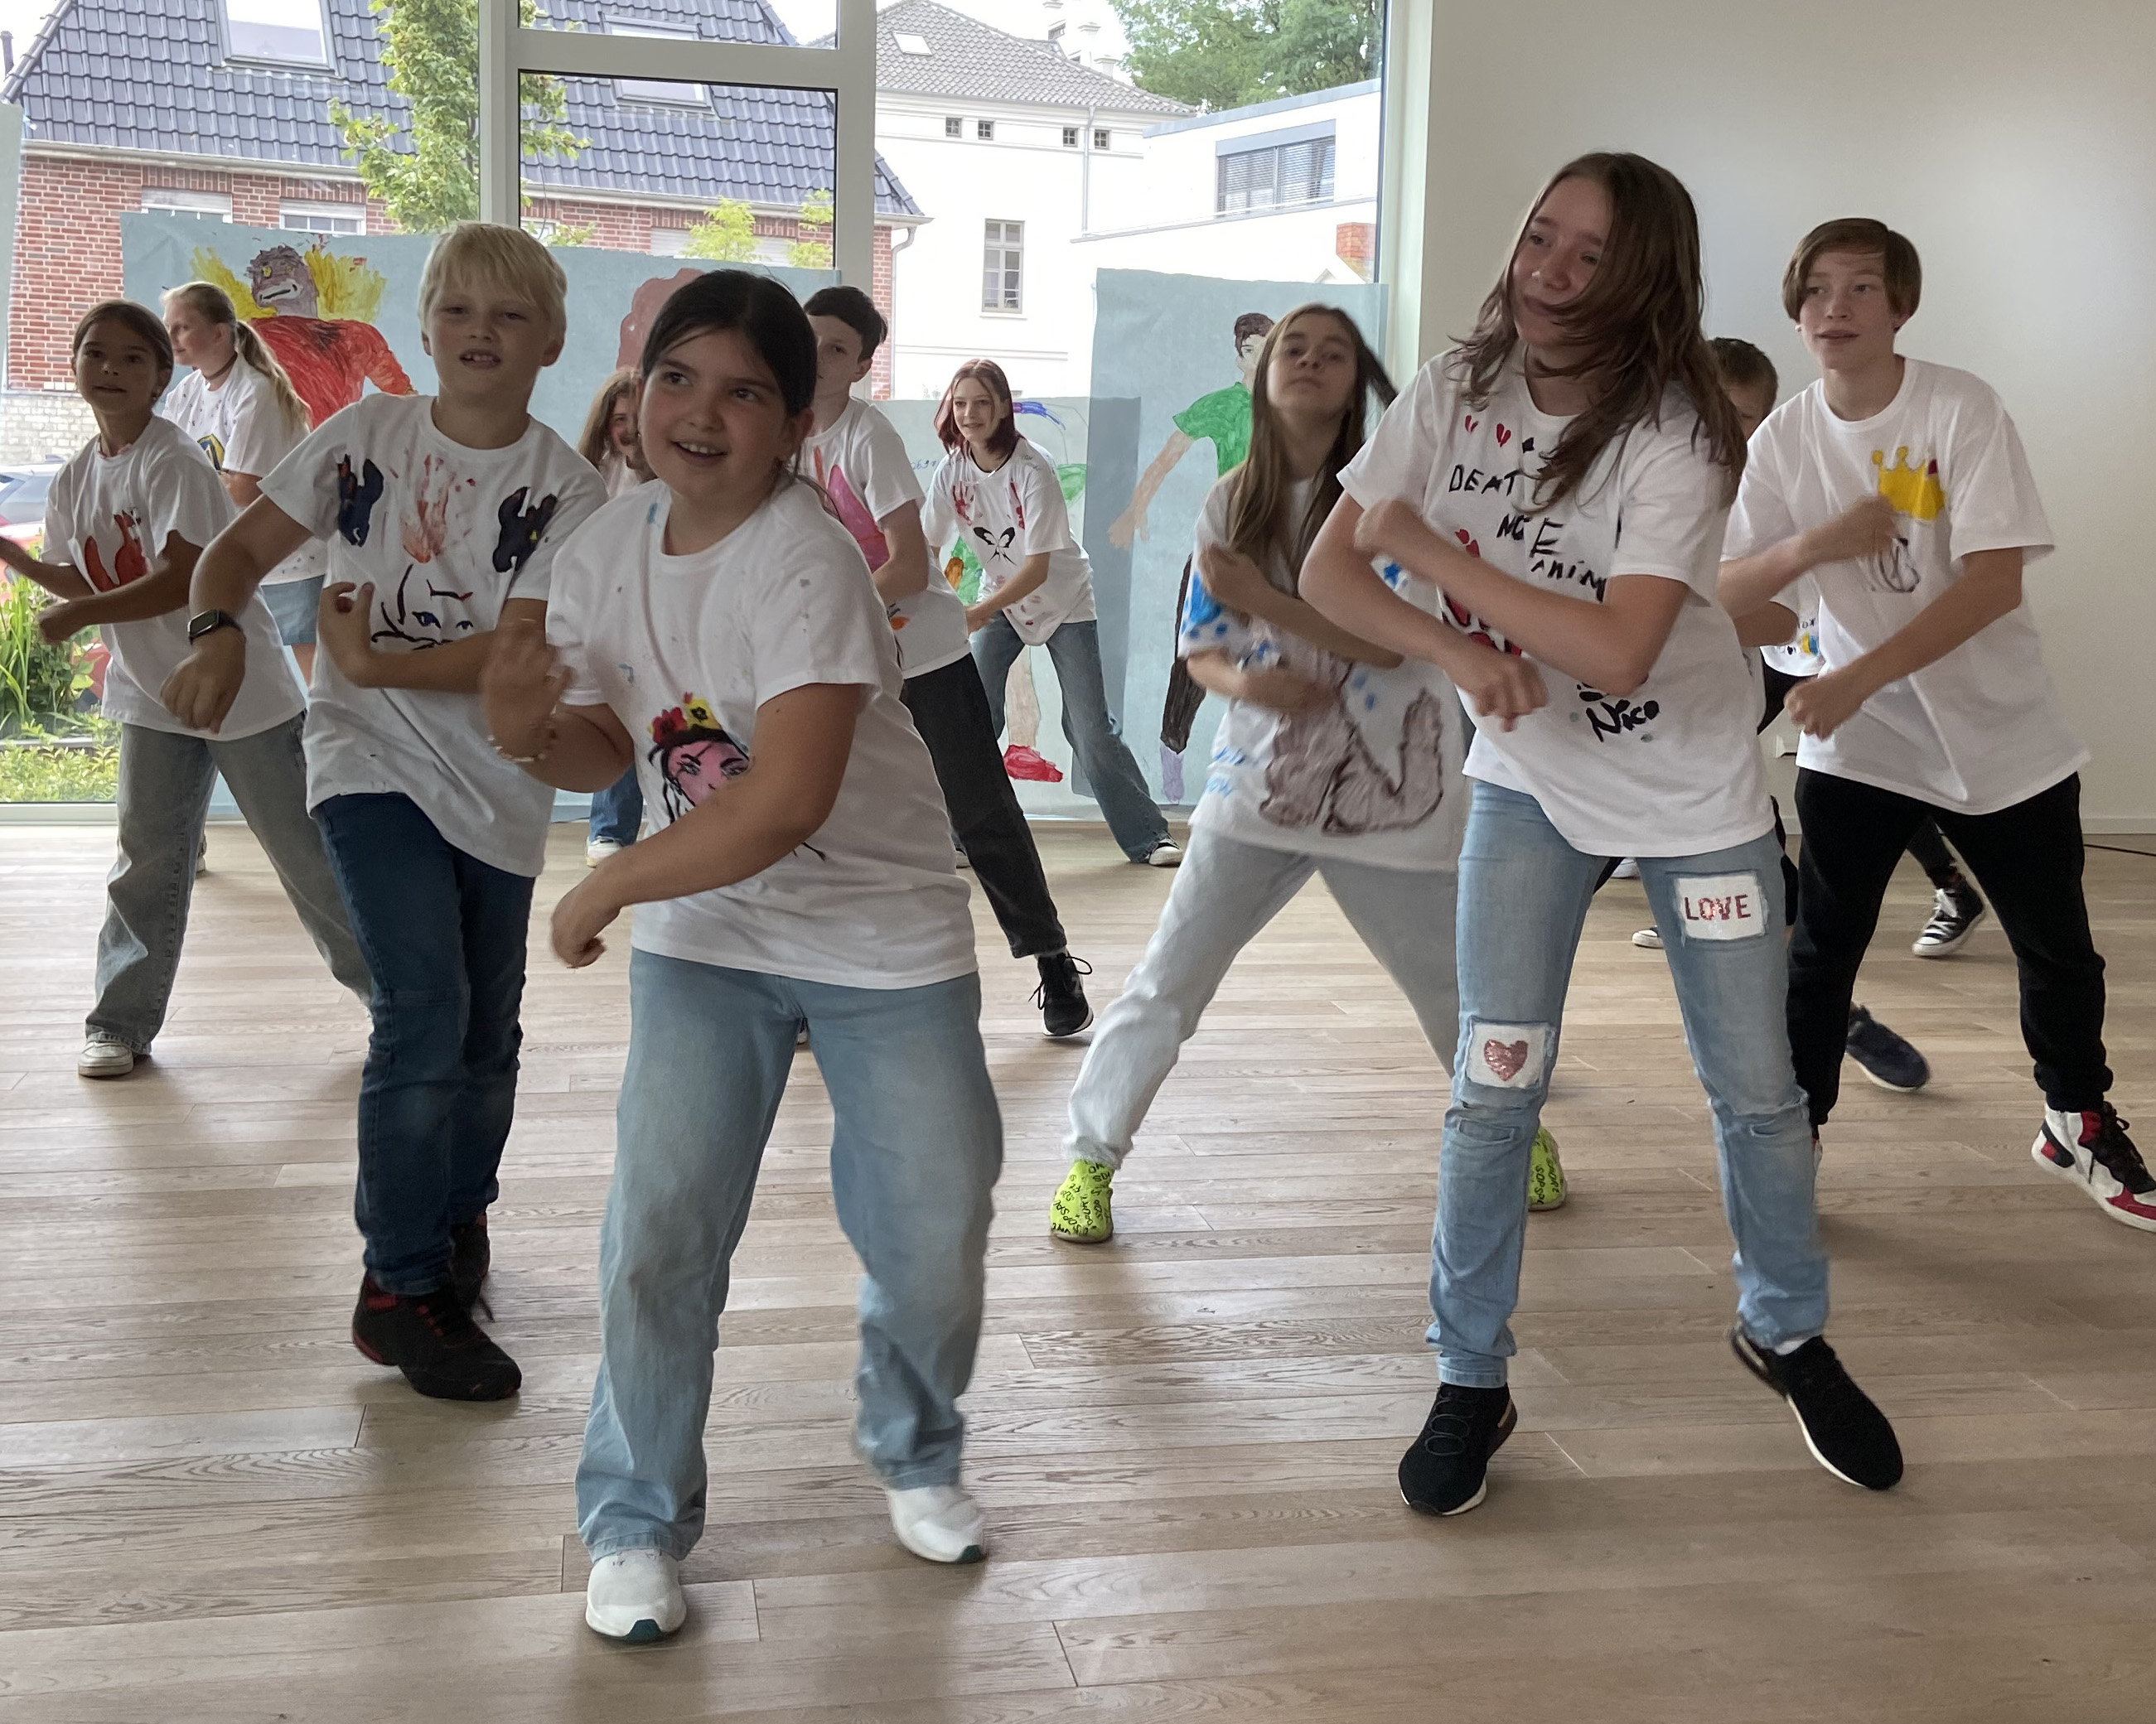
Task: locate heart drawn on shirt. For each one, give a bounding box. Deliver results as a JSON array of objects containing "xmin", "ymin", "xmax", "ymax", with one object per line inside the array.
[
  {"xmin": 1483, "ymin": 1039, "xmax": 1530, "ymax": 1083},
  {"xmin": 1454, "ymin": 529, "xmax": 1482, "ymax": 558},
  {"xmin": 1495, "ymin": 423, "xmax": 1513, "ymax": 447},
  {"xmin": 1463, "ymin": 413, "xmax": 1479, "ymax": 432}
]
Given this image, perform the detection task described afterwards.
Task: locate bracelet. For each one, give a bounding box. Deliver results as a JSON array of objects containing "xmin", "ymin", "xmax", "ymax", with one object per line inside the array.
[{"xmin": 488, "ymin": 717, "xmax": 558, "ymax": 765}]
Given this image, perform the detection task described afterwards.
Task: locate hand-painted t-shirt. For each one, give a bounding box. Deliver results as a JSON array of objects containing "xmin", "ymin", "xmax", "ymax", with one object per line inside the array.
[
  {"xmin": 259, "ymin": 394, "xmax": 605, "ymax": 876},
  {"xmin": 1727, "ymin": 359, "xmax": 2081, "ymax": 814},
  {"xmin": 1180, "ymin": 474, "xmax": 1467, "ymax": 872},
  {"xmin": 924, "ymin": 439, "xmax": 1096, "ymax": 646},
  {"xmin": 547, "ymin": 480, "xmax": 977, "ymax": 989},
  {"xmin": 1174, "ymin": 382, "xmax": 1255, "ymax": 477},
  {"xmin": 45, "ymin": 417, "xmax": 300, "ymax": 741},
  {"xmin": 162, "ymin": 363, "xmax": 325, "ymax": 587},
  {"xmin": 804, "ymin": 398, "xmax": 969, "ymax": 677},
  {"xmin": 1341, "ymin": 353, "xmax": 1771, "ymax": 858}
]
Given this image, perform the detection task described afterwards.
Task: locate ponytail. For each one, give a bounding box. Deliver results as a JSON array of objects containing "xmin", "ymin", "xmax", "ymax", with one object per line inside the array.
[{"xmin": 163, "ymin": 281, "xmax": 311, "ymax": 436}]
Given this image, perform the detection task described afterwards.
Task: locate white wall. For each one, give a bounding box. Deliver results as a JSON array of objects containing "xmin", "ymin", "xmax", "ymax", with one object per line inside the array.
[{"xmin": 1404, "ymin": 0, "xmax": 2156, "ymax": 827}]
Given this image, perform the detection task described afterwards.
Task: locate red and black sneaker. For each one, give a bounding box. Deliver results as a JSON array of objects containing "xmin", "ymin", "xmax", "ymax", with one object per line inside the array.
[
  {"xmin": 450, "ymin": 1216, "xmax": 492, "ymax": 1315},
  {"xmin": 2033, "ymin": 1104, "xmax": 2156, "ymax": 1234},
  {"xmin": 351, "ymin": 1276, "xmax": 521, "ymax": 1401}
]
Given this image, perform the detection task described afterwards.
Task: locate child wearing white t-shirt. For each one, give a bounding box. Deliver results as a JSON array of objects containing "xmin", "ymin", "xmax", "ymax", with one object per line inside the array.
[
  {"xmin": 161, "ymin": 282, "xmax": 327, "ymax": 678},
  {"xmin": 802, "ymin": 287, "xmax": 1091, "ymax": 1036},
  {"xmin": 481, "ymin": 271, "xmax": 1003, "ymax": 1646},
  {"xmin": 164, "ymin": 225, "xmax": 607, "ymax": 1405},
  {"xmin": 1049, "ymin": 305, "xmax": 1570, "ymax": 1245},
  {"xmin": 1720, "ymin": 217, "xmax": 2148, "ymax": 1236},
  {"xmin": 0, "ymin": 302, "xmax": 364, "ymax": 1079},
  {"xmin": 925, "ymin": 359, "xmax": 1178, "ymax": 867},
  {"xmin": 1305, "ymin": 155, "xmax": 1902, "ymax": 1516}
]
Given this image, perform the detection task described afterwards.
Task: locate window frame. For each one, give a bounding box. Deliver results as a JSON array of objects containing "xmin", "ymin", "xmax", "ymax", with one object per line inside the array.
[
  {"xmin": 975, "ymin": 119, "xmax": 995, "ymax": 141},
  {"xmin": 219, "ymin": 0, "xmax": 333, "ymax": 70},
  {"xmin": 1061, "ymin": 125, "xmax": 1079, "ymax": 148},
  {"xmin": 945, "ymin": 116, "xmax": 964, "ymax": 138},
  {"xmin": 606, "ymin": 17, "xmax": 713, "ymax": 108},
  {"xmin": 981, "ymin": 218, "xmax": 1023, "ymax": 314},
  {"xmin": 279, "ymin": 199, "xmax": 365, "ymax": 234},
  {"xmin": 140, "ymin": 186, "xmax": 234, "ymax": 222},
  {"xmin": 1092, "ymin": 127, "xmax": 1110, "ymax": 151}
]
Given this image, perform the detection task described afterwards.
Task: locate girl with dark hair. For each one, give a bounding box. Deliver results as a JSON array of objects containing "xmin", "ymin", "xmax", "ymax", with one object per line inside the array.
[
  {"xmin": 0, "ymin": 301, "xmax": 364, "ymax": 1079},
  {"xmin": 482, "ymin": 269, "xmax": 1003, "ymax": 1644},
  {"xmin": 1303, "ymin": 155, "xmax": 1902, "ymax": 1514},
  {"xmin": 1051, "ymin": 304, "xmax": 1568, "ymax": 1244},
  {"xmin": 926, "ymin": 358, "xmax": 1178, "ymax": 866}
]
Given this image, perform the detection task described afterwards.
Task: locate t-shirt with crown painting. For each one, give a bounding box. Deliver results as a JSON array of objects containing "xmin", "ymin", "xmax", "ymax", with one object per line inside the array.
[
  {"xmin": 923, "ymin": 438, "xmax": 1095, "ymax": 646},
  {"xmin": 545, "ymin": 479, "xmax": 976, "ymax": 989},
  {"xmin": 259, "ymin": 393, "xmax": 606, "ymax": 876},
  {"xmin": 803, "ymin": 398, "xmax": 970, "ymax": 677},
  {"xmin": 1339, "ymin": 351, "xmax": 1771, "ymax": 859},
  {"xmin": 1726, "ymin": 359, "xmax": 2081, "ymax": 814},
  {"xmin": 43, "ymin": 416, "xmax": 301, "ymax": 741}
]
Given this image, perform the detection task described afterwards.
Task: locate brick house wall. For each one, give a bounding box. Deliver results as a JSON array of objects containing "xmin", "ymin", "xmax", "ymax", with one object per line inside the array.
[{"xmin": 9, "ymin": 154, "xmax": 902, "ymax": 399}]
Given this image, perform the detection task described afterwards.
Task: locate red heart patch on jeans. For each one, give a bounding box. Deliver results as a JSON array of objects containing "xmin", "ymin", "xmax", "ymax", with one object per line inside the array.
[{"xmin": 1483, "ymin": 1039, "xmax": 1529, "ymax": 1082}]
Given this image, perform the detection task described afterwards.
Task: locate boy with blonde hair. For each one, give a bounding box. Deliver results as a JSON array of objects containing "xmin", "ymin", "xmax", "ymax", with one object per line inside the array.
[{"xmin": 165, "ymin": 223, "xmax": 607, "ymax": 1398}]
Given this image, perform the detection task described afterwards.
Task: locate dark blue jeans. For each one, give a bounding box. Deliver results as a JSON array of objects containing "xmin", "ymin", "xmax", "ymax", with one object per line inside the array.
[
  {"xmin": 315, "ymin": 793, "xmax": 536, "ymax": 1295},
  {"xmin": 588, "ymin": 769, "xmax": 644, "ymax": 847}
]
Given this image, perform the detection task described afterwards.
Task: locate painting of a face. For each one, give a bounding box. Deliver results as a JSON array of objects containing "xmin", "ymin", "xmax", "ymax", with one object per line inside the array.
[{"xmin": 247, "ymin": 246, "xmax": 320, "ymax": 318}]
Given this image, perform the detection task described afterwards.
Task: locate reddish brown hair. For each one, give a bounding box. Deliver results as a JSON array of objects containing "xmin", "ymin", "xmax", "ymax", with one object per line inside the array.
[{"xmin": 934, "ymin": 359, "xmax": 1019, "ymax": 458}]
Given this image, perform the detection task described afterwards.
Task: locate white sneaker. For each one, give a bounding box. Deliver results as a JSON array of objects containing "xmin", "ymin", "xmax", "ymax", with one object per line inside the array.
[
  {"xmin": 1631, "ymin": 927, "xmax": 1663, "ymax": 949},
  {"xmin": 586, "ymin": 838, "xmax": 623, "ymax": 869},
  {"xmin": 2033, "ymin": 1105, "xmax": 2156, "ymax": 1233},
  {"xmin": 1610, "ymin": 857, "xmax": 1640, "ymax": 880},
  {"xmin": 77, "ymin": 1035, "xmax": 136, "ymax": 1079},
  {"xmin": 887, "ymin": 1483, "xmax": 988, "ymax": 1564},
  {"xmin": 1144, "ymin": 842, "xmax": 1182, "ymax": 869},
  {"xmin": 584, "ymin": 1548, "xmax": 685, "ymax": 1642}
]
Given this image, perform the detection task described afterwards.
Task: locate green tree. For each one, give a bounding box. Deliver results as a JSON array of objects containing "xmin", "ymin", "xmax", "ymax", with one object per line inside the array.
[
  {"xmin": 786, "ymin": 191, "xmax": 834, "ymax": 270},
  {"xmin": 1114, "ymin": 0, "xmax": 1380, "ymax": 110},
  {"xmin": 682, "ymin": 199, "xmax": 758, "ymax": 262},
  {"xmin": 334, "ymin": 0, "xmax": 583, "ymax": 234}
]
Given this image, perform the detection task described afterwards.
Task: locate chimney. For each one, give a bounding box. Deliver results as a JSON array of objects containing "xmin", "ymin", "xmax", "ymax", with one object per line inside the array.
[{"xmin": 2, "ymin": 32, "xmax": 15, "ymax": 75}]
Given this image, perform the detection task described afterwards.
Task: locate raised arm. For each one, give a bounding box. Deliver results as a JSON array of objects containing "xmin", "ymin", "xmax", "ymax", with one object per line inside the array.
[{"xmin": 1109, "ymin": 429, "xmax": 1194, "ymax": 548}]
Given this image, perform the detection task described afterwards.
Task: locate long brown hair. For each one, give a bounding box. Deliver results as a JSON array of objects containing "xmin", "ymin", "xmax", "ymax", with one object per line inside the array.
[
  {"xmin": 1222, "ymin": 303, "xmax": 1395, "ymax": 580},
  {"xmin": 1453, "ymin": 152, "xmax": 1742, "ymax": 508},
  {"xmin": 162, "ymin": 281, "xmax": 310, "ymax": 436},
  {"xmin": 934, "ymin": 359, "xmax": 1019, "ymax": 460},
  {"xmin": 578, "ymin": 367, "xmax": 641, "ymax": 469}
]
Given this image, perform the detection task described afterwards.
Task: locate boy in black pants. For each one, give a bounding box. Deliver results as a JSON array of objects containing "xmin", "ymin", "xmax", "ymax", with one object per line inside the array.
[{"xmin": 1722, "ymin": 220, "xmax": 2149, "ymax": 1232}]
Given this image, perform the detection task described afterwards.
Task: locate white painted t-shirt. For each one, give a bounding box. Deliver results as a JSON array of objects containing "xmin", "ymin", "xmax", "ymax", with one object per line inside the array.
[
  {"xmin": 45, "ymin": 417, "xmax": 301, "ymax": 741},
  {"xmin": 924, "ymin": 439, "xmax": 1096, "ymax": 646},
  {"xmin": 1341, "ymin": 353, "xmax": 1771, "ymax": 857},
  {"xmin": 162, "ymin": 363, "xmax": 324, "ymax": 587},
  {"xmin": 548, "ymin": 480, "xmax": 977, "ymax": 989},
  {"xmin": 259, "ymin": 394, "xmax": 605, "ymax": 876},
  {"xmin": 805, "ymin": 398, "xmax": 970, "ymax": 677},
  {"xmin": 1727, "ymin": 360, "xmax": 2081, "ymax": 814},
  {"xmin": 1180, "ymin": 475, "xmax": 1467, "ymax": 872}
]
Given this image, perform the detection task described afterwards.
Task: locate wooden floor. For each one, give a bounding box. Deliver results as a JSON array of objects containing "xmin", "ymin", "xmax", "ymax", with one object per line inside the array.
[{"xmin": 2, "ymin": 819, "xmax": 2154, "ymax": 1721}]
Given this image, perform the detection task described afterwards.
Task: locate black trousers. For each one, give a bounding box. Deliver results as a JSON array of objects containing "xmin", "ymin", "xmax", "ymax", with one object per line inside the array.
[
  {"xmin": 902, "ymin": 654, "xmax": 1068, "ymax": 959},
  {"xmin": 1160, "ymin": 557, "xmax": 1206, "ymax": 752},
  {"xmin": 1788, "ymin": 768, "xmax": 2110, "ymax": 1124}
]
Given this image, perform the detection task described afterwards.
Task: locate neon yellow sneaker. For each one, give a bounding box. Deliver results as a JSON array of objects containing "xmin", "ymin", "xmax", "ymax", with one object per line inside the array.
[
  {"xmin": 1527, "ymin": 1126, "xmax": 1568, "ymax": 1212},
  {"xmin": 1049, "ymin": 1159, "xmax": 1114, "ymax": 1243}
]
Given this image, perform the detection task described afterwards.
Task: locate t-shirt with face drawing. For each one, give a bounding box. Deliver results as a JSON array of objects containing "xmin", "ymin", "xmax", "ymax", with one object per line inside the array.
[
  {"xmin": 1726, "ymin": 359, "xmax": 2082, "ymax": 814},
  {"xmin": 1180, "ymin": 473, "xmax": 1468, "ymax": 872},
  {"xmin": 162, "ymin": 361, "xmax": 326, "ymax": 587},
  {"xmin": 1340, "ymin": 351, "xmax": 1771, "ymax": 859},
  {"xmin": 1174, "ymin": 382, "xmax": 1255, "ymax": 478},
  {"xmin": 923, "ymin": 438, "xmax": 1096, "ymax": 646},
  {"xmin": 259, "ymin": 393, "xmax": 606, "ymax": 877},
  {"xmin": 44, "ymin": 415, "xmax": 301, "ymax": 741},
  {"xmin": 802, "ymin": 397, "xmax": 970, "ymax": 678},
  {"xmin": 545, "ymin": 479, "xmax": 978, "ymax": 991}
]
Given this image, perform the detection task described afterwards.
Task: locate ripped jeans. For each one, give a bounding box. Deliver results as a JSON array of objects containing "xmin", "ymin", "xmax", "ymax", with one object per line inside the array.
[{"xmin": 1428, "ymin": 781, "xmax": 1825, "ymax": 1388}]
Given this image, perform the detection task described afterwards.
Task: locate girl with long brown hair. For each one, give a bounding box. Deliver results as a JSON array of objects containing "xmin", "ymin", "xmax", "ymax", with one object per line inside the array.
[
  {"xmin": 577, "ymin": 367, "xmax": 651, "ymax": 501},
  {"xmin": 1302, "ymin": 153, "xmax": 1902, "ymax": 1514},
  {"xmin": 161, "ymin": 282, "xmax": 325, "ymax": 675},
  {"xmin": 1050, "ymin": 304, "xmax": 1565, "ymax": 1241}
]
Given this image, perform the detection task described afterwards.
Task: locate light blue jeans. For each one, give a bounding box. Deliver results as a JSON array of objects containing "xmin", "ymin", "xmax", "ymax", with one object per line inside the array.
[
  {"xmin": 577, "ymin": 950, "xmax": 1004, "ymax": 1562},
  {"xmin": 1430, "ymin": 781, "xmax": 1825, "ymax": 1387},
  {"xmin": 973, "ymin": 615, "xmax": 1171, "ymax": 861}
]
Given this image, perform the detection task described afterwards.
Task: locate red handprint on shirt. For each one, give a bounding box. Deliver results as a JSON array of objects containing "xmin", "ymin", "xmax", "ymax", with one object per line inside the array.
[{"xmin": 81, "ymin": 511, "xmax": 147, "ymax": 592}]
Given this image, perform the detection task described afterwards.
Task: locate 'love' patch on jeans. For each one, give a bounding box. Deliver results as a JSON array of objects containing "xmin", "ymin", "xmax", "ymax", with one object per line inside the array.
[{"xmin": 1675, "ymin": 872, "xmax": 1767, "ymax": 941}]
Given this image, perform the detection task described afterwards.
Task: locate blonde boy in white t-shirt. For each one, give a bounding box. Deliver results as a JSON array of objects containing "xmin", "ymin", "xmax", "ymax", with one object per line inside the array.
[{"xmin": 1721, "ymin": 217, "xmax": 2149, "ymax": 1237}]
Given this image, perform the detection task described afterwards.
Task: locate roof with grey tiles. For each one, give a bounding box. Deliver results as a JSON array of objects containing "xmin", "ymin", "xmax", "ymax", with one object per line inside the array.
[
  {"xmin": 849, "ymin": 0, "xmax": 1190, "ymax": 118},
  {"xmin": 1, "ymin": 0, "xmax": 921, "ymax": 216}
]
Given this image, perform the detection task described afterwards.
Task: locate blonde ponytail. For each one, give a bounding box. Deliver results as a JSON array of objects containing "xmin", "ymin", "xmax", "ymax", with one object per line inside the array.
[{"xmin": 164, "ymin": 280, "xmax": 312, "ymax": 437}]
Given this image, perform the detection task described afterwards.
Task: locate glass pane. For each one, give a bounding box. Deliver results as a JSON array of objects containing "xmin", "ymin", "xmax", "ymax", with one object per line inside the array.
[
  {"xmin": 525, "ymin": 2, "xmax": 839, "ymax": 46},
  {"xmin": 225, "ymin": 0, "xmax": 328, "ymax": 65}
]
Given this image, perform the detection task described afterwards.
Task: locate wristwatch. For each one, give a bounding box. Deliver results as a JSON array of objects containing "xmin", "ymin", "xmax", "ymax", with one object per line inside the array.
[{"xmin": 186, "ymin": 609, "xmax": 243, "ymax": 643}]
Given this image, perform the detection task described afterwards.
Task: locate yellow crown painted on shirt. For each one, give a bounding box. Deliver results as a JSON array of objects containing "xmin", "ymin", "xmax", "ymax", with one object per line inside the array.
[{"xmin": 1871, "ymin": 447, "xmax": 1946, "ymax": 521}]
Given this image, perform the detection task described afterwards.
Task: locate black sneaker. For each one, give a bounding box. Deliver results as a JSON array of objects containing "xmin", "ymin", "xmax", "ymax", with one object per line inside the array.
[
  {"xmin": 1845, "ymin": 1005, "xmax": 1929, "ymax": 1092},
  {"xmin": 1398, "ymin": 1383, "xmax": 1517, "ymax": 1516},
  {"xmin": 1033, "ymin": 951, "xmax": 1094, "ymax": 1039},
  {"xmin": 1912, "ymin": 873, "xmax": 1987, "ymax": 957},
  {"xmin": 1729, "ymin": 1326, "xmax": 1902, "ymax": 1490},
  {"xmin": 450, "ymin": 1216, "xmax": 491, "ymax": 1315},
  {"xmin": 351, "ymin": 1276, "xmax": 522, "ymax": 1402}
]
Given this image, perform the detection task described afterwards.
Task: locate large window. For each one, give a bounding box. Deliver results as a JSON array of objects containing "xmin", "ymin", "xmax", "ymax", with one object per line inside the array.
[
  {"xmin": 982, "ymin": 220, "xmax": 1023, "ymax": 312},
  {"xmin": 1217, "ymin": 131, "xmax": 1337, "ymax": 215}
]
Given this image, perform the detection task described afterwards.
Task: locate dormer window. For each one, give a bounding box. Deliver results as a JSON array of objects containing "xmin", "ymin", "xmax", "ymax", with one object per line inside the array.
[
  {"xmin": 608, "ymin": 17, "xmax": 710, "ymax": 106},
  {"xmin": 222, "ymin": 0, "xmax": 330, "ymax": 67}
]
